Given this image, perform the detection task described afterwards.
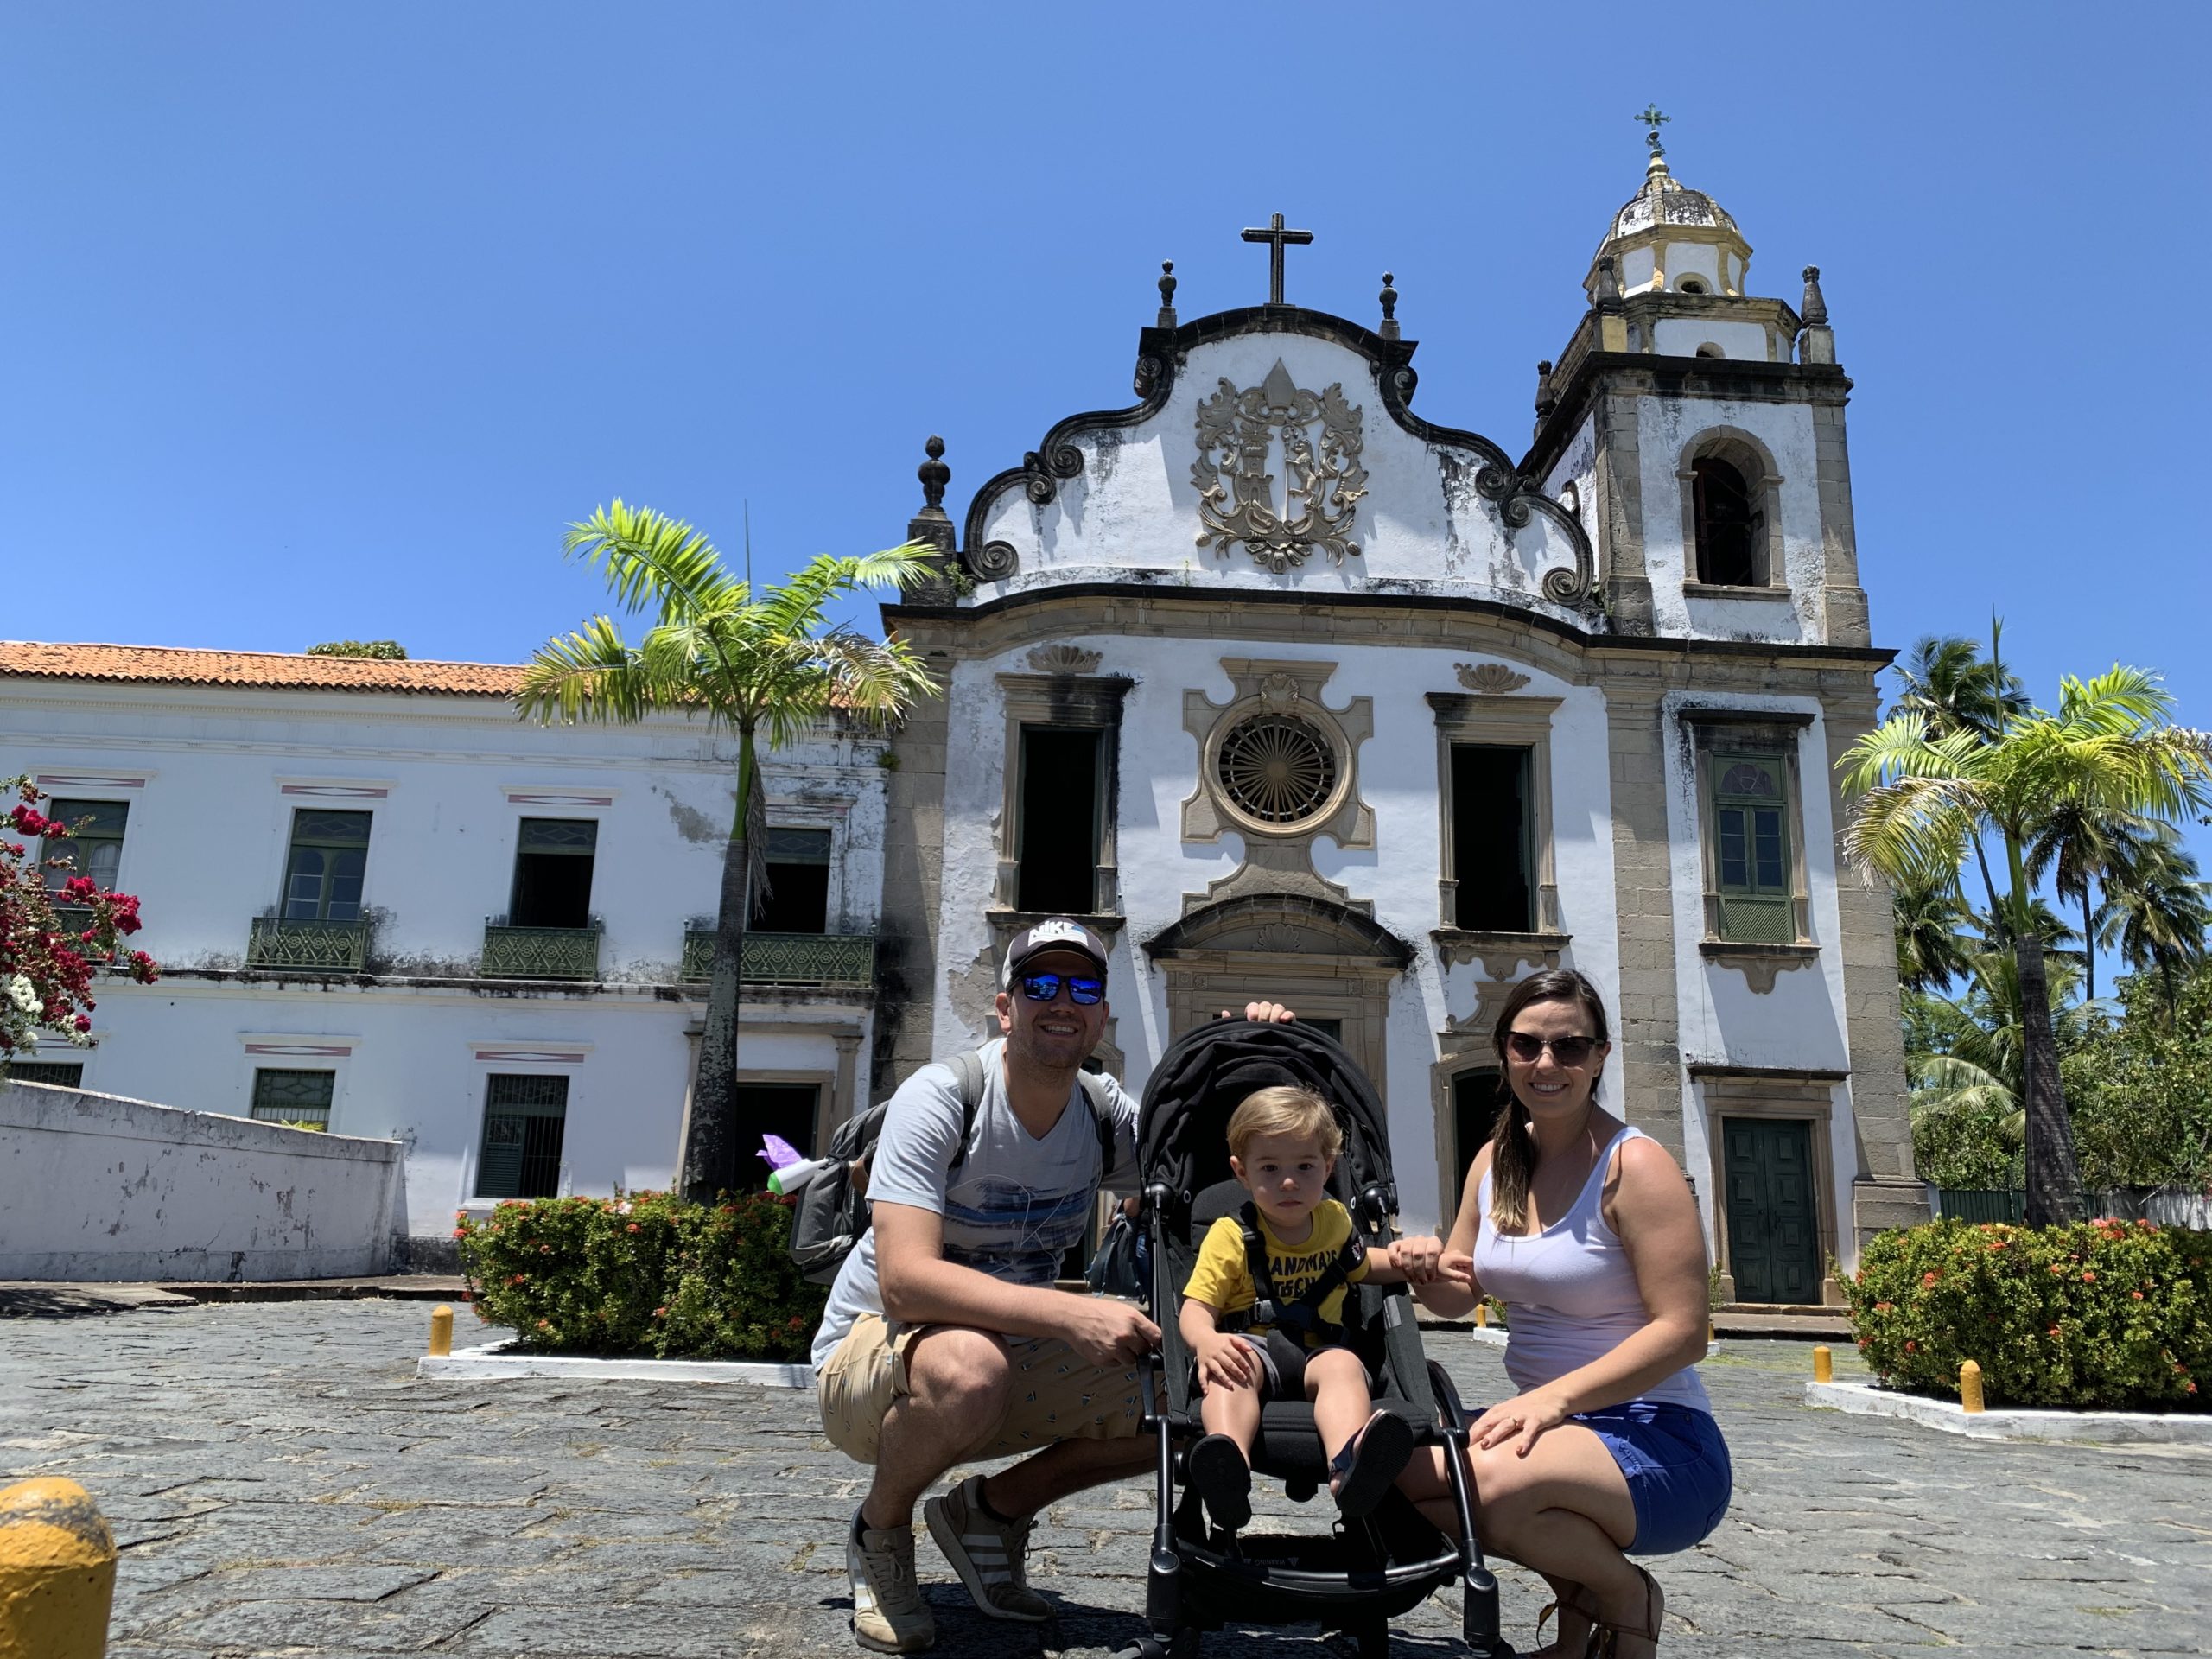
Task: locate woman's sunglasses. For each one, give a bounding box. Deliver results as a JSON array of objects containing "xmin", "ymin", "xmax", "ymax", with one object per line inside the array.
[
  {"xmin": 1017, "ymin": 972, "xmax": 1105, "ymax": 1006},
  {"xmin": 1504, "ymin": 1031, "xmax": 1599, "ymax": 1067}
]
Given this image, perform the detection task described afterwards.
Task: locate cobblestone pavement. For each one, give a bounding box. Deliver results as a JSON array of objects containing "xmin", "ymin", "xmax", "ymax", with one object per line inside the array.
[{"xmin": 3, "ymin": 1301, "xmax": 2206, "ymax": 1657}]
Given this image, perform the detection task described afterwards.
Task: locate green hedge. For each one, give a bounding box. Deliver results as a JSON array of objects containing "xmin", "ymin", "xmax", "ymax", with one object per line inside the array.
[
  {"xmin": 455, "ymin": 1191, "xmax": 828, "ymax": 1362},
  {"xmin": 1846, "ymin": 1217, "xmax": 2211, "ymax": 1411}
]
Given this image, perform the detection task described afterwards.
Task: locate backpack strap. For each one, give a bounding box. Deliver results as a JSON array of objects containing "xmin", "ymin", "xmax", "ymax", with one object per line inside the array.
[
  {"xmin": 1076, "ymin": 1070, "xmax": 1119, "ymax": 1186},
  {"xmin": 946, "ymin": 1046, "xmax": 988, "ymax": 1173}
]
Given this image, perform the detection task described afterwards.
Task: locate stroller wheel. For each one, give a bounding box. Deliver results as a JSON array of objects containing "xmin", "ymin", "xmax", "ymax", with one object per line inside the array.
[
  {"xmin": 1169, "ymin": 1630, "xmax": 1202, "ymax": 1659},
  {"xmin": 1352, "ymin": 1618, "xmax": 1390, "ymax": 1659}
]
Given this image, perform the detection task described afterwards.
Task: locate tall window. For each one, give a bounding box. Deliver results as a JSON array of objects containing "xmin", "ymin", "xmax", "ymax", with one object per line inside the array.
[
  {"xmin": 737, "ymin": 1082, "xmax": 821, "ymax": 1172},
  {"xmin": 1015, "ymin": 727, "xmax": 1103, "ymax": 913},
  {"xmin": 475, "ymin": 1074, "xmax": 569, "ymax": 1198},
  {"xmin": 251, "ymin": 1068, "xmax": 334, "ymax": 1128},
  {"xmin": 283, "ymin": 810, "xmax": 371, "ymax": 921},
  {"xmin": 750, "ymin": 828, "xmax": 832, "ymax": 933},
  {"xmin": 1449, "ymin": 746, "xmax": 1534, "ymax": 931},
  {"xmin": 1451, "ymin": 1069, "xmax": 1504, "ymax": 1204},
  {"xmin": 41, "ymin": 799, "xmax": 128, "ymax": 893},
  {"xmin": 1712, "ymin": 754, "xmax": 1793, "ymax": 943},
  {"xmin": 1691, "ymin": 457, "xmax": 1759, "ymax": 586},
  {"xmin": 510, "ymin": 819, "xmax": 597, "ymax": 927}
]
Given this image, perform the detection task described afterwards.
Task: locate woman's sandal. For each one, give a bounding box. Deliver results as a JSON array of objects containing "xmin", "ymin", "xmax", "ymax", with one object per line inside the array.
[
  {"xmin": 1186, "ymin": 1433, "xmax": 1252, "ymax": 1534},
  {"xmin": 1327, "ymin": 1408, "xmax": 1414, "ymax": 1518},
  {"xmin": 1531, "ymin": 1583, "xmax": 1599, "ymax": 1659},
  {"xmin": 1585, "ymin": 1564, "xmax": 1663, "ymax": 1657}
]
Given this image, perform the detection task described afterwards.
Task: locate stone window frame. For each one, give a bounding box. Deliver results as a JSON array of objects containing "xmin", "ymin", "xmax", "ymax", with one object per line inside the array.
[
  {"xmin": 1677, "ymin": 425, "xmax": 1788, "ymax": 596},
  {"xmin": 1681, "ymin": 709, "xmax": 1821, "ymax": 990},
  {"xmin": 991, "ymin": 669, "xmax": 1135, "ymax": 921},
  {"xmin": 1691, "ymin": 1065, "xmax": 1846, "ymax": 1306},
  {"xmin": 684, "ymin": 1017, "xmax": 863, "ymax": 1156},
  {"xmin": 1429, "ymin": 1020, "xmax": 1510, "ymax": 1237},
  {"xmin": 1425, "ymin": 690, "xmax": 1570, "ymax": 968},
  {"xmin": 751, "ymin": 804, "xmax": 854, "ymax": 933}
]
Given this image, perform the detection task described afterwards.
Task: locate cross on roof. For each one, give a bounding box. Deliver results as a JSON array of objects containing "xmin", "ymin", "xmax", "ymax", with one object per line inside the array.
[
  {"xmin": 1241, "ymin": 213, "xmax": 1314, "ymax": 305},
  {"xmin": 1637, "ymin": 104, "xmax": 1670, "ymax": 156}
]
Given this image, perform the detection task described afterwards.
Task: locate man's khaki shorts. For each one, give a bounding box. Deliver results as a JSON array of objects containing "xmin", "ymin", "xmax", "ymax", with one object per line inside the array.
[{"xmin": 817, "ymin": 1313, "xmax": 1143, "ymax": 1465}]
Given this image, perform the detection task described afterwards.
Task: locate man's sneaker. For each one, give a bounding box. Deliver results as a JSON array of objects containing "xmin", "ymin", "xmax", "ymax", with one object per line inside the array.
[
  {"xmin": 847, "ymin": 1508, "xmax": 936, "ymax": 1653},
  {"xmin": 923, "ymin": 1475, "xmax": 1052, "ymax": 1622}
]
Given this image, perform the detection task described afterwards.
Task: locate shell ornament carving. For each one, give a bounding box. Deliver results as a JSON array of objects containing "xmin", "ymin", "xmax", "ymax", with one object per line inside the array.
[
  {"xmin": 1192, "ymin": 359, "xmax": 1366, "ymax": 571},
  {"xmin": 1026, "ymin": 644, "xmax": 1103, "ymax": 675},
  {"xmin": 1455, "ymin": 662, "xmax": 1533, "ymax": 696}
]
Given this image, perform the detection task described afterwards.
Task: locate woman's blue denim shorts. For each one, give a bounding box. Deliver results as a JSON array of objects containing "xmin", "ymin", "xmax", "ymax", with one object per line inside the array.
[{"xmin": 1573, "ymin": 1400, "xmax": 1732, "ymax": 1555}]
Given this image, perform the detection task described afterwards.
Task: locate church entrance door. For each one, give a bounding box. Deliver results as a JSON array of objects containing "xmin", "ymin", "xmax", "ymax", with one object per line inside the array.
[{"xmin": 1721, "ymin": 1116, "xmax": 1821, "ymax": 1304}]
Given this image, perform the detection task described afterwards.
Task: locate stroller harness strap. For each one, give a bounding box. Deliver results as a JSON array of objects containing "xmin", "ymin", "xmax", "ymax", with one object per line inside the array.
[{"xmin": 1219, "ymin": 1200, "xmax": 1365, "ymax": 1347}]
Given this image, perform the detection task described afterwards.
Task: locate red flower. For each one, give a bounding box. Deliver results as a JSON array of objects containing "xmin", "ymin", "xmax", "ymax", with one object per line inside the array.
[
  {"xmin": 1922, "ymin": 1271, "xmax": 1940, "ymax": 1288},
  {"xmin": 60, "ymin": 876, "xmax": 96, "ymax": 902},
  {"xmin": 1991, "ymin": 1238, "xmax": 2008, "ymax": 1249},
  {"xmin": 539, "ymin": 1243, "xmax": 552, "ymax": 1254},
  {"xmin": 72, "ymin": 1014, "xmax": 90, "ymax": 1033},
  {"xmin": 2049, "ymin": 1325, "xmax": 2063, "ymax": 1338},
  {"xmin": 509, "ymin": 1273, "xmax": 526, "ymax": 1286},
  {"xmin": 2082, "ymin": 1270, "xmax": 2096, "ymax": 1282},
  {"xmin": 1904, "ymin": 1340, "xmax": 1917, "ymax": 1354},
  {"xmin": 652, "ymin": 1306, "xmax": 668, "ymax": 1319},
  {"xmin": 626, "ymin": 1221, "xmax": 641, "ymax": 1234},
  {"xmin": 2132, "ymin": 1291, "xmax": 2145, "ymax": 1300},
  {"xmin": 450, "ymin": 1227, "xmax": 466, "ymax": 1239}
]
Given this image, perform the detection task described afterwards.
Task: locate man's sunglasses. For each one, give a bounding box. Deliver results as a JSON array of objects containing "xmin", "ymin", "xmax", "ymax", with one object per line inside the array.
[
  {"xmin": 1504, "ymin": 1031, "xmax": 1599, "ymax": 1067},
  {"xmin": 1017, "ymin": 972, "xmax": 1105, "ymax": 1006}
]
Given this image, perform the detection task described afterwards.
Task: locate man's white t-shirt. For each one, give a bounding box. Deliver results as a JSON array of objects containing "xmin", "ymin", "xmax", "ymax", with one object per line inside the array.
[{"xmin": 810, "ymin": 1038, "xmax": 1139, "ymax": 1370}]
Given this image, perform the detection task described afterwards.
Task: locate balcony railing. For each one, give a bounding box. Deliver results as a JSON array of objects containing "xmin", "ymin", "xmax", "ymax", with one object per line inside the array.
[
  {"xmin": 481, "ymin": 923, "xmax": 603, "ymax": 981},
  {"xmin": 683, "ymin": 927, "xmax": 874, "ymax": 988},
  {"xmin": 248, "ymin": 916, "xmax": 370, "ymax": 973}
]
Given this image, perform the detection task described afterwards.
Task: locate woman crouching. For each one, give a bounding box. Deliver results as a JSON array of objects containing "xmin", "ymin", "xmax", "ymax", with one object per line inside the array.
[{"xmin": 1397, "ymin": 969, "xmax": 1730, "ymax": 1657}]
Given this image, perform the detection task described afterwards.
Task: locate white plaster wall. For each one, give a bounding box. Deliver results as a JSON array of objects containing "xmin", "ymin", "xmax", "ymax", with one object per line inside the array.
[
  {"xmin": 2, "ymin": 679, "xmax": 888, "ymax": 1233},
  {"xmin": 3, "ymin": 683, "xmax": 888, "ymax": 977},
  {"xmin": 1651, "ymin": 318, "xmax": 1771, "ymax": 361},
  {"xmin": 1656, "ymin": 690, "xmax": 1861, "ymax": 1269},
  {"xmin": 1539, "ymin": 416, "xmax": 1599, "ymax": 548},
  {"xmin": 1660, "ymin": 243, "xmax": 1723, "ymax": 291},
  {"xmin": 930, "ymin": 635, "xmax": 1624, "ymax": 1234},
  {"xmin": 0, "ymin": 1078, "xmax": 405, "ymax": 1280},
  {"xmin": 966, "ymin": 333, "xmax": 1586, "ymax": 624},
  {"xmin": 1633, "ymin": 395, "xmax": 1827, "ymax": 642}
]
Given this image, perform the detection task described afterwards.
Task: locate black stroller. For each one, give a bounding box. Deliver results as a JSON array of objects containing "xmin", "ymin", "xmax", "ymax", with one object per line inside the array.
[{"xmin": 1116, "ymin": 1020, "xmax": 1512, "ymax": 1659}]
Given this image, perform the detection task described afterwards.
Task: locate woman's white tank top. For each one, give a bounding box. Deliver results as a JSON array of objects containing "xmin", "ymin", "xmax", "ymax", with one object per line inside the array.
[{"xmin": 1472, "ymin": 1124, "xmax": 1713, "ymax": 1414}]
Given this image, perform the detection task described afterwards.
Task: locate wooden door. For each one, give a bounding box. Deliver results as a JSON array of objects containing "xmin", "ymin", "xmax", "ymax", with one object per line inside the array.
[{"xmin": 1722, "ymin": 1116, "xmax": 1821, "ymax": 1305}]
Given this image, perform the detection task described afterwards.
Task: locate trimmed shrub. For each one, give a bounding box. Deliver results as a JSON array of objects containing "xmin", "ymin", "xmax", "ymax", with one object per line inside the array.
[
  {"xmin": 456, "ymin": 1191, "xmax": 827, "ymax": 1362},
  {"xmin": 1846, "ymin": 1217, "xmax": 2212, "ymax": 1411}
]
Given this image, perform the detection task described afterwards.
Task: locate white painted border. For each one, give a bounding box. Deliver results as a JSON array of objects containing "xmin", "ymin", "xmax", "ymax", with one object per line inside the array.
[
  {"xmin": 416, "ymin": 1340, "xmax": 812, "ymax": 1389},
  {"xmin": 1805, "ymin": 1381, "xmax": 2212, "ymax": 1446}
]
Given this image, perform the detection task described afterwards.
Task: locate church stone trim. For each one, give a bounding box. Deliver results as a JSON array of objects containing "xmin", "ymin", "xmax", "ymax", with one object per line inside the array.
[
  {"xmin": 1691, "ymin": 1068, "xmax": 1846, "ymax": 1307},
  {"xmin": 1425, "ymin": 689, "xmax": 1566, "ymax": 939},
  {"xmin": 1144, "ymin": 893, "xmax": 1409, "ymax": 1096},
  {"xmin": 992, "ymin": 668, "xmax": 1135, "ymax": 917},
  {"xmin": 1678, "ymin": 708, "xmax": 1819, "ymax": 988},
  {"xmin": 1674, "ymin": 424, "xmax": 1788, "ymax": 593},
  {"xmin": 1181, "ymin": 658, "xmax": 1373, "ymax": 911}
]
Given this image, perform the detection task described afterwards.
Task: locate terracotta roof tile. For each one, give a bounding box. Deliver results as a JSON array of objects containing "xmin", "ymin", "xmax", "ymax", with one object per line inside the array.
[{"xmin": 0, "ymin": 642, "xmax": 526, "ymax": 697}]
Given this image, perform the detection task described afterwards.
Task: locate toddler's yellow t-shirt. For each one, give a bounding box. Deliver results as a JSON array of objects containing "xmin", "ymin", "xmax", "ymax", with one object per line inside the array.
[{"xmin": 1181, "ymin": 1198, "xmax": 1369, "ymax": 1349}]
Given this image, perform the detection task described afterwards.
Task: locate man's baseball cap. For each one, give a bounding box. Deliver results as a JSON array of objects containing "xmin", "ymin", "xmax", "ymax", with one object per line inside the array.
[{"xmin": 1001, "ymin": 917, "xmax": 1110, "ymax": 988}]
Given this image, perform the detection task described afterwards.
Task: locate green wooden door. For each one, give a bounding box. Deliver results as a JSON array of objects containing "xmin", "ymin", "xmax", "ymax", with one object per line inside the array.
[{"xmin": 1722, "ymin": 1117, "xmax": 1822, "ymax": 1305}]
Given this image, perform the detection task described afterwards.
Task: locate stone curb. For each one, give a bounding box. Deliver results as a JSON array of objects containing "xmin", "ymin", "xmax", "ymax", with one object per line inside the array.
[
  {"xmin": 1803, "ymin": 1380, "xmax": 2212, "ymax": 1445},
  {"xmin": 415, "ymin": 1341, "xmax": 813, "ymax": 1388}
]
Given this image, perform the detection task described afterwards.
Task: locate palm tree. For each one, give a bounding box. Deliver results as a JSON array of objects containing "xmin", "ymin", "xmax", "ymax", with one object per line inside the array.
[
  {"xmin": 2097, "ymin": 828, "xmax": 2211, "ymax": 1013},
  {"xmin": 1841, "ymin": 652, "xmax": 2212, "ymax": 1224},
  {"xmin": 2026, "ymin": 804, "xmax": 2155, "ymax": 1001},
  {"xmin": 1888, "ymin": 634, "xmax": 2031, "ymax": 922},
  {"xmin": 518, "ymin": 502, "xmax": 938, "ymax": 1200},
  {"xmin": 1906, "ymin": 947, "xmax": 2097, "ymax": 1185},
  {"xmin": 1891, "ymin": 860, "xmax": 1976, "ymax": 994}
]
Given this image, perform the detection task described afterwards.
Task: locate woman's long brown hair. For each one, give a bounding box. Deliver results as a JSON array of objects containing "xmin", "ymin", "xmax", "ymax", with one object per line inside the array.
[{"xmin": 1484, "ymin": 968, "xmax": 1611, "ymax": 1231}]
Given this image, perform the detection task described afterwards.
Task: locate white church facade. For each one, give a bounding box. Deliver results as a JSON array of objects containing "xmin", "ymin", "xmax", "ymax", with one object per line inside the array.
[
  {"xmin": 0, "ymin": 643, "xmax": 888, "ymax": 1257},
  {"xmin": 875, "ymin": 145, "xmax": 1919, "ymax": 1303}
]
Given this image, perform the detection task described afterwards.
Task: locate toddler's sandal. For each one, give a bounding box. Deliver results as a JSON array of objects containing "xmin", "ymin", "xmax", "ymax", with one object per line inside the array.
[{"xmin": 1329, "ymin": 1409, "xmax": 1413, "ymax": 1518}]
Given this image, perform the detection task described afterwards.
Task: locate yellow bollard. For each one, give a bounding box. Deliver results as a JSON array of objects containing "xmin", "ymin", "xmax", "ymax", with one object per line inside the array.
[
  {"xmin": 1474, "ymin": 1303, "xmax": 1488, "ymax": 1328},
  {"xmin": 1960, "ymin": 1359, "xmax": 1985, "ymax": 1414},
  {"xmin": 0, "ymin": 1477, "xmax": 117, "ymax": 1659},
  {"xmin": 1812, "ymin": 1344, "xmax": 1834, "ymax": 1383},
  {"xmin": 429, "ymin": 1304, "xmax": 454, "ymax": 1357}
]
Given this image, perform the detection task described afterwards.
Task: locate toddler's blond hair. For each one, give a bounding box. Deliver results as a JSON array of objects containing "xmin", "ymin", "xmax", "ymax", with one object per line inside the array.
[{"xmin": 1226, "ymin": 1084, "xmax": 1343, "ymax": 1164}]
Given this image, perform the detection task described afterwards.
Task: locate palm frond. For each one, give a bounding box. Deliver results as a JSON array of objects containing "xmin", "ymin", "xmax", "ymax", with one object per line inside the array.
[
  {"xmin": 515, "ymin": 618, "xmax": 674, "ymax": 725},
  {"xmin": 563, "ymin": 500, "xmax": 742, "ymax": 624}
]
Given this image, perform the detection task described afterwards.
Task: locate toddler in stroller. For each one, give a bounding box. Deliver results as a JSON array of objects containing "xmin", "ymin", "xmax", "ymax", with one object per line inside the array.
[
  {"xmin": 1122, "ymin": 1019, "xmax": 1515, "ymax": 1659},
  {"xmin": 1180, "ymin": 1083, "xmax": 1441, "ymax": 1531}
]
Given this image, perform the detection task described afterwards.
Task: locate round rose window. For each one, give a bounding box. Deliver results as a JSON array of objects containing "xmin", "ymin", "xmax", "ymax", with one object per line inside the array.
[{"xmin": 1217, "ymin": 713, "xmax": 1338, "ymax": 827}]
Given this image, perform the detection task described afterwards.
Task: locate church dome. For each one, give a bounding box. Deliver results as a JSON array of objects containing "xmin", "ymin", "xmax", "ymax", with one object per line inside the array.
[{"xmin": 1585, "ymin": 136, "xmax": 1753, "ymax": 302}]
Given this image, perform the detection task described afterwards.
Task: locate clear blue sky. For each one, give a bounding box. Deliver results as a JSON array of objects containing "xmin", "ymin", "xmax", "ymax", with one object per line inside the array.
[{"xmin": 6, "ymin": 3, "xmax": 2207, "ymax": 956}]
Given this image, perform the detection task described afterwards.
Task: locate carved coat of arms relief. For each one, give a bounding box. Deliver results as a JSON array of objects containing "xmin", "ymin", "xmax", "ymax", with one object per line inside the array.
[{"xmin": 1192, "ymin": 359, "xmax": 1367, "ymax": 572}]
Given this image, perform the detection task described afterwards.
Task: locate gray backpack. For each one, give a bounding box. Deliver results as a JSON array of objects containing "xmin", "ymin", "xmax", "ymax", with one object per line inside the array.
[{"xmin": 785, "ymin": 1046, "xmax": 1117, "ymax": 1285}]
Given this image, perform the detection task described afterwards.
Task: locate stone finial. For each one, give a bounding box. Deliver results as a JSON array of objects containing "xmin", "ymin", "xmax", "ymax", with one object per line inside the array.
[
  {"xmin": 1378, "ymin": 271, "xmax": 1400, "ymax": 340},
  {"xmin": 917, "ymin": 435, "xmax": 950, "ymax": 516},
  {"xmin": 1594, "ymin": 255, "xmax": 1622, "ymax": 305},
  {"xmin": 1801, "ymin": 265, "xmax": 1829, "ymax": 327},
  {"xmin": 1534, "ymin": 359, "xmax": 1557, "ymax": 434},
  {"xmin": 1157, "ymin": 260, "xmax": 1178, "ymax": 327}
]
